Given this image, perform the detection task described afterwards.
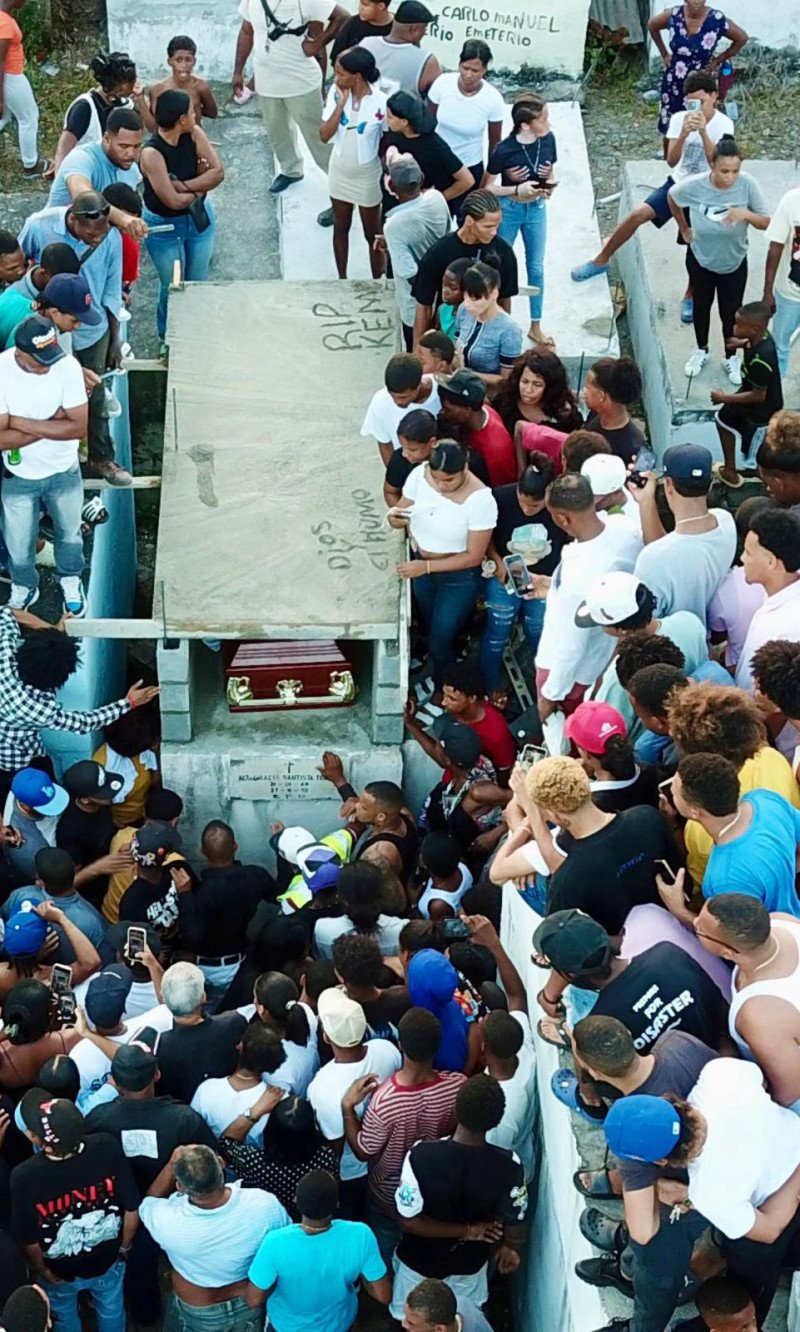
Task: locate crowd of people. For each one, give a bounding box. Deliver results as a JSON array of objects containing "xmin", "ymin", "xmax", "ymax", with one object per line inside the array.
[{"xmin": 0, "ymin": 1, "xmax": 799, "ymax": 1330}]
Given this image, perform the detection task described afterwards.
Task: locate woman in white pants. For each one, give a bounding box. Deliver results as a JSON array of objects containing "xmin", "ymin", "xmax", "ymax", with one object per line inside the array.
[{"xmin": 0, "ymin": 0, "xmax": 47, "ymax": 176}]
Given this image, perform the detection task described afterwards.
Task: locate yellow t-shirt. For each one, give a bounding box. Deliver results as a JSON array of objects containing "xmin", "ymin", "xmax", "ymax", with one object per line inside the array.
[
  {"xmin": 93, "ymin": 744, "xmax": 157, "ymax": 828},
  {"xmin": 686, "ymin": 745, "xmax": 800, "ymax": 887}
]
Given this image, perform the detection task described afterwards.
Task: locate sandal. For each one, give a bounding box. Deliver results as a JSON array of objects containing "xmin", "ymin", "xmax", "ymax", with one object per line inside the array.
[
  {"xmin": 536, "ymin": 1015, "xmax": 568, "ymax": 1048},
  {"xmin": 573, "ymin": 1166, "xmax": 619, "ymax": 1200},
  {"xmin": 551, "ymin": 1069, "xmax": 607, "ymax": 1124},
  {"xmin": 712, "ymin": 461, "xmax": 744, "ymax": 490}
]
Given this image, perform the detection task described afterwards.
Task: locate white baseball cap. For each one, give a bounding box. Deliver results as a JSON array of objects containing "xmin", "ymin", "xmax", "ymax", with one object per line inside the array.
[
  {"xmin": 581, "ymin": 453, "xmax": 627, "ymax": 496},
  {"xmin": 318, "ymin": 988, "xmax": 367, "ymax": 1048},
  {"xmin": 575, "ymin": 571, "xmax": 648, "ymax": 628}
]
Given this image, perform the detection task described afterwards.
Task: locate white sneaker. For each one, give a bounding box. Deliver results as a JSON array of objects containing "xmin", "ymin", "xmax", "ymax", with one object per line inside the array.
[
  {"xmin": 722, "ymin": 355, "xmax": 742, "ymax": 387},
  {"xmin": 60, "ymin": 577, "xmax": 86, "ymax": 618},
  {"xmin": 684, "ymin": 348, "xmax": 709, "ymax": 378},
  {"xmin": 8, "ymin": 583, "xmax": 39, "ymax": 610}
]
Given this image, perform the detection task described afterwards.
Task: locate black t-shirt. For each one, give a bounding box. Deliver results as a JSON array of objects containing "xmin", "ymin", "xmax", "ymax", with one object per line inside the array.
[
  {"xmin": 385, "ymin": 447, "xmax": 489, "ymax": 494},
  {"xmin": 361, "ymin": 986, "xmax": 411, "ymax": 1044},
  {"xmin": 56, "ymin": 802, "xmax": 116, "ymax": 905},
  {"xmin": 740, "ymin": 333, "xmax": 783, "ymax": 423},
  {"xmin": 178, "ymin": 862, "xmax": 276, "ymax": 956},
  {"xmin": 64, "ymin": 90, "xmax": 115, "ymax": 141},
  {"xmin": 331, "ymin": 14, "xmax": 392, "ymax": 58},
  {"xmin": 495, "ymin": 395, "xmax": 584, "ymax": 438},
  {"xmin": 397, "ymin": 1138, "xmax": 527, "ymax": 1277},
  {"xmin": 584, "ymin": 413, "xmax": 645, "ymax": 465},
  {"xmin": 492, "ymin": 483, "xmax": 567, "ymax": 577},
  {"xmin": 156, "ymin": 1013, "xmax": 248, "ymax": 1103},
  {"xmin": 118, "ymin": 873, "xmax": 180, "ymax": 944},
  {"xmin": 548, "ymin": 806, "xmax": 680, "ymax": 936},
  {"xmin": 487, "ymin": 130, "xmax": 558, "ymax": 186},
  {"xmin": 85, "ymin": 1096, "xmax": 217, "ymax": 1191},
  {"xmin": 11, "ymin": 1133, "xmax": 138, "ymax": 1279},
  {"xmin": 591, "ymin": 764, "xmax": 661, "ymax": 814},
  {"xmin": 591, "ymin": 941, "xmax": 727, "ymax": 1056},
  {"xmin": 382, "ymin": 131, "xmax": 463, "ymax": 212},
  {"xmin": 411, "ymin": 231, "xmax": 519, "ymax": 308}
]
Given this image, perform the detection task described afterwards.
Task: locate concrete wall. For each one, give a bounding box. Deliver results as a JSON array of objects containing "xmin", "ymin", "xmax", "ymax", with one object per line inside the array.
[
  {"xmin": 648, "ymin": 0, "xmax": 799, "ymax": 55},
  {"xmin": 108, "ymin": 0, "xmax": 591, "ymax": 80}
]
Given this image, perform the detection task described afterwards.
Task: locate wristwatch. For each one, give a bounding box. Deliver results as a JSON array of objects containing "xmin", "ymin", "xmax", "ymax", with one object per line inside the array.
[{"xmin": 243, "ymin": 1110, "xmax": 259, "ymax": 1124}]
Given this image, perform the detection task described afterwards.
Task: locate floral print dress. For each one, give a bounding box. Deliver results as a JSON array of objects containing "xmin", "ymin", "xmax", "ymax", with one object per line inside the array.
[{"xmin": 658, "ymin": 5, "xmax": 729, "ymax": 133}]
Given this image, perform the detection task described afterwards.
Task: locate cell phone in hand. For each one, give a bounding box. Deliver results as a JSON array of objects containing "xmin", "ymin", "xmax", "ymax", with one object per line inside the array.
[
  {"xmin": 654, "ymin": 857, "xmax": 677, "ymax": 884},
  {"xmin": 440, "ymin": 918, "xmax": 473, "ymax": 942},
  {"xmin": 58, "ymin": 991, "xmax": 77, "ymax": 1025},
  {"xmin": 658, "ymin": 775, "xmax": 676, "ymax": 808},
  {"xmin": 519, "ymin": 743, "xmax": 547, "ymax": 771},
  {"xmin": 503, "ymin": 553, "xmax": 533, "ymax": 597},
  {"xmin": 685, "ymin": 98, "xmax": 701, "ymax": 114},
  {"xmin": 629, "ymin": 445, "xmax": 659, "ymax": 487},
  {"xmin": 50, "ymin": 963, "xmax": 73, "ymax": 996},
  {"xmin": 126, "ymin": 926, "xmax": 148, "ymax": 961}
]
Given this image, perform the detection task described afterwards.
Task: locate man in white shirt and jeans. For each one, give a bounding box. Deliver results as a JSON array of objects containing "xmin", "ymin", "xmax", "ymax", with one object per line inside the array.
[
  {"xmin": 232, "ymin": 0, "xmax": 347, "ymax": 209},
  {"xmin": 0, "ymin": 315, "xmax": 88, "ymax": 617}
]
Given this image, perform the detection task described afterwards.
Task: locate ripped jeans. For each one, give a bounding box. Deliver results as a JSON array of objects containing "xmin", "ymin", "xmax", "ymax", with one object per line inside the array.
[{"xmin": 479, "ymin": 575, "xmax": 546, "ymax": 690}]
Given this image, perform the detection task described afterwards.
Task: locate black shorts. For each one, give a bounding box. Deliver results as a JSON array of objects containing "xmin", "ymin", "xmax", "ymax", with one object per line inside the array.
[
  {"xmin": 715, "ymin": 404, "xmax": 767, "ymax": 458},
  {"xmin": 643, "ymin": 176, "xmax": 675, "ymax": 229}
]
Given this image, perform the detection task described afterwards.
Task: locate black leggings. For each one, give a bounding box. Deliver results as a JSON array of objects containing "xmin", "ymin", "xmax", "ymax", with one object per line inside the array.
[{"xmin": 685, "ymin": 250, "xmax": 747, "ymax": 351}]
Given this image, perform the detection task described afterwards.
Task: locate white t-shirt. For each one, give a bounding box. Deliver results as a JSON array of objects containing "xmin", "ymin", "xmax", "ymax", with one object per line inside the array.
[
  {"xmin": 191, "ymin": 1076, "xmax": 269, "ymax": 1146},
  {"xmin": 0, "ymin": 347, "xmax": 86, "ymax": 480},
  {"xmin": 361, "ymin": 380, "xmax": 440, "ymax": 450},
  {"xmin": 307, "ymin": 1039, "xmax": 402, "ymax": 1179},
  {"xmin": 140, "ymin": 1181, "xmax": 290, "ymax": 1285},
  {"xmin": 666, "ymin": 109, "xmax": 734, "ymax": 185},
  {"xmin": 238, "ymin": 0, "xmax": 335, "ymax": 98},
  {"xmin": 735, "ymin": 580, "xmax": 800, "ymax": 690},
  {"xmin": 236, "ymin": 1002, "xmax": 320, "ymax": 1097},
  {"xmin": 634, "ymin": 510, "xmax": 736, "ymax": 623},
  {"xmin": 428, "ymin": 73, "xmax": 505, "ymax": 168},
  {"xmin": 688, "ymin": 1058, "xmax": 800, "ymax": 1239},
  {"xmin": 313, "ymin": 914, "xmax": 407, "ymax": 960},
  {"xmin": 485, "ymin": 1011, "xmax": 537, "ymax": 1182},
  {"xmin": 536, "ymin": 516, "xmax": 642, "ymax": 700},
  {"xmin": 69, "ymin": 1002, "xmax": 174, "ymax": 1095},
  {"xmin": 402, "ymin": 463, "xmax": 498, "ymax": 554},
  {"xmin": 765, "ymin": 186, "xmax": 800, "ymax": 304},
  {"xmin": 417, "ymin": 863, "xmax": 473, "ymax": 919}
]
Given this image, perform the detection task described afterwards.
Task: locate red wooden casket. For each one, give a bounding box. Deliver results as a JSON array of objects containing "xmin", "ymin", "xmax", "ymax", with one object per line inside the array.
[{"xmin": 224, "ymin": 641, "xmax": 357, "ymax": 712}]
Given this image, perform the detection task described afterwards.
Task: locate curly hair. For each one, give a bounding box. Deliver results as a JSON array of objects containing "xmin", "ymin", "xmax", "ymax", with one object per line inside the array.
[
  {"xmin": 752, "ymin": 639, "xmax": 800, "ymax": 718},
  {"xmin": 526, "ymin": 756, "xmax": 591, "ymax": 814},
  {"xmin": 759, "ymin": 409, "xmax": 800, "ymax": 473},
  {"xmin": 494, "ymin": 349, "xmax": 579, "ymax": 425},
  {"xmin": 615, "ymin": 632, "xmax": 685, "ymax": 689},
  {"xmin": 667, "ymin": 683, "xmax": 767, "ymax": 768}
]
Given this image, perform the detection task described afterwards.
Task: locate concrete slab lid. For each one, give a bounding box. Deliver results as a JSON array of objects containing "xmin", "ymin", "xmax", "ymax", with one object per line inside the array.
[{"xmin": 154, "ymin": 279, "xmax": 404, "ymax": 637}]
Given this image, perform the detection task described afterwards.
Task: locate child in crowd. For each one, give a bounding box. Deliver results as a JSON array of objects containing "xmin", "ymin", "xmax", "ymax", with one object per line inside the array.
[
  {"xmin": 147, "ymin": 36, "xmax": 218, "ymax": 125},
  {"xmin": 437, "ymin": 258, "xmax": 471, "ymax": 339},
  {"xmin": 418, "ymin": 330, "xmax": 456, "ymax": 377},
  {"xmin": 411, "ymin": 831, "xmax": 473, "ymax": 920},
  {"xmin": 711, "ymin": 301, "xmax": 784, "ymax": 488},
  {"xmin": 103, "ymin": 183, "xmax": 143, "ymax": 303}
]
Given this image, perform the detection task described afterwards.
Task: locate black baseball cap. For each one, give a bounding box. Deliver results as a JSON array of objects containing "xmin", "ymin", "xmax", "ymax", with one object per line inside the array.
[
  {"xmin": 395, "ymin": 0, "xmax": 436, "ymax": 21},
  {"xmin": 20, "ymin": 1090, "xmax": 84, "ymax": 1152},
  {"xmin": 14, "ymin": 315, "xmax": 65, "ymax": 366},
  {"xmin": 440, "ymin": 719, "xmax": 482, "ymax": 768},
  {"xmin": 112, "ymin": 1027, "xmax": 160, "ymax": 1091},
  {"xmin": 662, "ymin": 444, "xmax": 712, "ymax": 483},
  {"xmin": 131, "ymin": 824, "xmax": 179, "ymax": 868},
  {"xmin": 533, "ymin": 909, "xmax": 613, "ymax": 979},
  {"xmin": 62, "ymin": 760, "xmax": 124, "ymax": 803},
  {"xmin": 437, "ymin": 368, "xmax": 486, "ymax": 408}
]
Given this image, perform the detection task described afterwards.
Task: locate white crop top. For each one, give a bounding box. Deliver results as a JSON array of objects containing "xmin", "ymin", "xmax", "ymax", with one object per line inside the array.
[{"xmin": 402, "ymin": 464, "xmax": 497, "ymax": 554}]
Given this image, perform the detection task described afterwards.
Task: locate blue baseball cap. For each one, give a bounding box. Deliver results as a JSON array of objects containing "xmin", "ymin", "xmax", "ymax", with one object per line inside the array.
[
  {"xmin": 11, "ymin": 768, "xmax": 69, "ymax": 817},
  {"xmin": 14, "ymin": 315, "xmax": 65, "ymax": 366},
  {"xmin": 4, "ymin": 908, "xmax": 48, "ymax": 958},
  {"xmin": 41, "ymin": 273, "xmax": 102, "ymax": 325},
  {"xmin": 662, "ymin": 444, "xmax": 712, "ymax": 483},
  {"xmin": 604, "ymin": 1095, "xmax": 682, "ymax": 1162},
  {"xmin": 85, "ymin": 968, "xmax": 133, "ymax": 1029}
]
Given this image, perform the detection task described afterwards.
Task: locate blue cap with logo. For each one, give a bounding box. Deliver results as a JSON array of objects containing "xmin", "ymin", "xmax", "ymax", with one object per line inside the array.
[
  {"xmin": 14, "ymin": 315, "xmax": 65, "ymax": 366},
  {"xmin": 41, "ymin": 273, "xmax": 103, "ymax": 325},
  {"xmin": 11, "ymin": 767, "xmax": 69, "ymax": 817},
  {"xmin": 604, "ymin": 1094, "xmax": 682, "ymax": 1162},
  {"xmin": 4, "ymin": 907, "xmax": 48, "ymax": 958},
  {"xmin": 663, "ymin": 444, "xmax": 712, "ymax": 483}
]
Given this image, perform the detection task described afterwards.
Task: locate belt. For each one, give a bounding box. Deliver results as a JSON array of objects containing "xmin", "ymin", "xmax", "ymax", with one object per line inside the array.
[{"xmin": 196, "ymin": 952, "xmax": 245, "ymax": 968}]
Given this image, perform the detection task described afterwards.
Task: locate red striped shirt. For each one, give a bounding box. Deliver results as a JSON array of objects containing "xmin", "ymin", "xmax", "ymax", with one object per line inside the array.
[{"xmin": 357, "ymin": 1071, "xmax": 466, "ymax": 1210}]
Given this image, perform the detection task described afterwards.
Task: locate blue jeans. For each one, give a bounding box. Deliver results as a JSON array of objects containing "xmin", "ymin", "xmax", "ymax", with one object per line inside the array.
[
  {"xmin": 772, "ymin": 291, "xmax": 800, "ymax": 377},
  {"xmin": 412, "ymin": 565, "xmax": 481, "ymax": 687},
  {"xmin": 498, "ymin": 196, "xmax": 547, "ymax": 321},
  {"xmin": 143, "ymin": 201, "xmax": 217, "ymax": 339},
  {"xmin": 479, "ymin": 575, "xmax": 546, "ymax": 691},
  {"xmin": 44, "ymin": 1259, "xmax": 125, "ymax": 1332},
  {"xmin": 2, "ymin": 463, "xmax": 83, "ymax": 590},
  {"xmin": 165, "ymin": 1292, "xmax": 264, "ymax": 1332}
]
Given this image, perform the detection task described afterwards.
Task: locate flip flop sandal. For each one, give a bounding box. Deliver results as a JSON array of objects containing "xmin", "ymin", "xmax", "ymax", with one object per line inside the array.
[
  {"xmin": 573, "ymin": 1166, "xmax": 618, "ymax": 1200},
  {"xmin": 536, "ymin": 1015, "xmax": 569, "ymax": 1048},
  {"xmin": 712, "ymin": 461, "xmax": 744, "ymax": 490},
  {"xmin": 551, "ymin": 1069, "xmax": 607, "ymax": 1124}
]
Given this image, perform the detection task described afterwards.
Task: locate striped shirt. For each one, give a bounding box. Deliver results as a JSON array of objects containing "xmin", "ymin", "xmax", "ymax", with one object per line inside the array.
[{"xmin": 357, "ymin": 1071, "xmax": 465, "ymax": 1210}]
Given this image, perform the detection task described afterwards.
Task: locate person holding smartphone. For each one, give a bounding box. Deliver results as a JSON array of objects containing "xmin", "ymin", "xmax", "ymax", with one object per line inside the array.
[
  {"xmin": 485, "ymin": 95, "xmax": 556, "ymax": 348},
  {"xmin": 139, "ymin": 88, "xmax": 224, "ymax": 348}
]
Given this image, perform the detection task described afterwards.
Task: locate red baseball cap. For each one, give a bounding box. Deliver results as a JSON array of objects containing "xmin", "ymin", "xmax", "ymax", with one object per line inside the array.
[{"xmin": 564, "ymin": 701, "xmax": 627, "ymax": 754}]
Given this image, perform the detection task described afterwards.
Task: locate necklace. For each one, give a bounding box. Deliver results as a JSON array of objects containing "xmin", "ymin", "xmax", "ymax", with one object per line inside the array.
[
  {"xmin": 752, "ymin": 937, "xmax": 781, "ymax": 973},
  {"xmin": 715, "ymin": 809, "xmax": 742, "ymax": 841},
  {"xmin": 675, "ymin": 515, "xmax": 709, "ymax": 526},
  {"xmin": 301, "ymin": 1221, "xmax": 331, "ymax": 1234}
]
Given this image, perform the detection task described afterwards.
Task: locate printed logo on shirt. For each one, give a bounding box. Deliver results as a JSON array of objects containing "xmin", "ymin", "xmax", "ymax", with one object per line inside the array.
[
  {"xmin": 631, "ymin": 984, "xmax": 695, "ymax": 1050},
  {"xmin": 120, "ymin": 1128, "xmax": 159, "ymax": 1159},
  {"xmin": 34, "ymin": 1176, "xmax": 122, "ymax": 1258}
]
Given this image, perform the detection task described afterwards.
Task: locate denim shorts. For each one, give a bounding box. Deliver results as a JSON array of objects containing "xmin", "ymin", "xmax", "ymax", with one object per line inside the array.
[{"xmin": 644, "ymin": 176, "xmax": 675, "ymax": 228}]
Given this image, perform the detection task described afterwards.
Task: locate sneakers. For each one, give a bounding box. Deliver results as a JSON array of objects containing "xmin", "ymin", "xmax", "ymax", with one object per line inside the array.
[
  {"xmin": 8, "ymin": 584, "xmax": 39, "ymax": 611},
  {"xmin": 722, "ymin": 354, "xmax": 742, "ymax": 386},
  {"xmin": 684, "ymin": 347, "xmax": 709, "ymax": 378},
  {"xmin": 575, "ymin": 1254, "xmax": 633, "ymax": 1297},
  {"xmin": 571, "ymin": 260, "xmax": 609, "ymax": 282},
  {"xmin": 60, "ymin": 577, "xmax": 86, "ymax": 618}
]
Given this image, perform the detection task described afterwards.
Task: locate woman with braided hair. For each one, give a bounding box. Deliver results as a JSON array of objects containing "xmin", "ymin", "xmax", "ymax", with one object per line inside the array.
[{"xmin": 51, "ymin": 51, "xmax": 148, "ymax": 174}]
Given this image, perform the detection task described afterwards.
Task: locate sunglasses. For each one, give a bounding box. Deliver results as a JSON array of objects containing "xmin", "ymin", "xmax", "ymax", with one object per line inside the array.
[{"xmin": 72, "ymin": 205, "xmax": 111, "ymax": 220}]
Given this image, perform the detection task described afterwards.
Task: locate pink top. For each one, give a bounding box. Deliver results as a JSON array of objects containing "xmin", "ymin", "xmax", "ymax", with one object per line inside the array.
[{"xmin": 620, "ymin": 903, "xmax": 733, "ymax": 1000}]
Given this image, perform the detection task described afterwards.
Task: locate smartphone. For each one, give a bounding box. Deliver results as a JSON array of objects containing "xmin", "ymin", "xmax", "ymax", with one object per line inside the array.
[
  {"xmin": 126, "ymin": 926, "xmax": 148, "ymax": 961},
  {"xmin": 58, "ymin": 991, "xmax": 77, "ymax": 1025},
  {"xmin": 654, "ymin": 858, "xmax": 677, "ymax": 884},
  {"xmin": 50, "ymin": 963, "xmax": 73, "ymax": 996},
  {"xmin": 628, "ymin": 444, "xmax": 659, "ymax": 487},
  {"xmin": 519, "ymin": 743, "xmax": 547, "ymax": 771},
  {"xmin": 685, "ymin": 98, "xmax": 701, "ymax": 113},
  {"xmin": 658, "ymin": 775, "xmax": 676, "ymax": 808},
  {"xmin": 538, "ymin": 179, "xmax": 559, "ymax": 190},
  {"xmin": 440, "ymin": 918, "xmax": 473, "ymax": 942},
  {"xmin": 503, "ymin": 553, "xmax": 533, "ymax": 597}
]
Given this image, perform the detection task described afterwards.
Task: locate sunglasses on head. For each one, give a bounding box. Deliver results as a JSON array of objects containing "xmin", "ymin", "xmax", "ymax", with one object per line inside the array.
[{"xmin": 72, "ymin": 204, "xmax": 111, "ymax": 220}]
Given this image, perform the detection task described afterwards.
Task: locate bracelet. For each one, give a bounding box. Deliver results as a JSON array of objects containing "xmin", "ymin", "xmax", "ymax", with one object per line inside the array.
[
  {"xmin": 514, "ymin": 186, "xmax": 519, "ymax": 197},
  {"xmin": 426, "ymin": 560, "xmax": 431, "ymax": 575}
]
